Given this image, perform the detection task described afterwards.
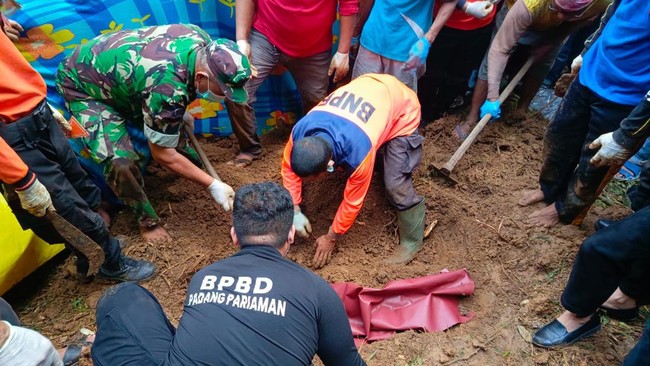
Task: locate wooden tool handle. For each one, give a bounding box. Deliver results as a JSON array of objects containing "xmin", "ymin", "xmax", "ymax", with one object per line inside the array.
[
  {"xmin": 184, "ymin": 124, "xmax": 221, "ymax": 182},
  {"xmin": 441, "ymin": 57, "xmax": 535, "ymax": 174}
]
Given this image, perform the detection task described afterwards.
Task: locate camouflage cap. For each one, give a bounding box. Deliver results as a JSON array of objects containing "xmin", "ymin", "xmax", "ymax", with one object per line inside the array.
[{"xmin": 205, "ymin": 39, "xmax": 252, "ymax": 104}]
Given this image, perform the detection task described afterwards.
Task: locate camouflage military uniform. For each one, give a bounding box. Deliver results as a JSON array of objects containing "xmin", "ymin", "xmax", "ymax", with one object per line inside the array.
[{"xmin": 56, "ymin": 24, "xmax": 212, "ymax": 228}]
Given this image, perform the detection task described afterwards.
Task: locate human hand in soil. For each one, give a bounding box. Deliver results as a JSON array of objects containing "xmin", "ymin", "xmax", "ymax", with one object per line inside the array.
[
  {"xmin": 589, "ymin": 132, "xmax": 631, "ymax": 167},
  {"xmin": 313, "ymin": 231, "xmax": 337, "ymax": 268},
  {"xmin": 208, "ymin": 180, "xmax": 235, "ymax": 211},
  {"xmin": 293, "ymin": 210, "xmax": 312, "ymax": 238}
]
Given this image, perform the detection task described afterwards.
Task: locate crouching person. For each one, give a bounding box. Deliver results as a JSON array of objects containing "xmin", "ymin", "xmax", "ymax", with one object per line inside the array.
[{"xmin": 91, "ymin": 182, "xmax": 366, "ymax": 366}]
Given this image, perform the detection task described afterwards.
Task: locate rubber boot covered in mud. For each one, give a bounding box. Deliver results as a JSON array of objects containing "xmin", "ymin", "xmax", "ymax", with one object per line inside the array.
[{"xmin": 386, "ymin": 200, "xmax": 425, "ymax": 264}]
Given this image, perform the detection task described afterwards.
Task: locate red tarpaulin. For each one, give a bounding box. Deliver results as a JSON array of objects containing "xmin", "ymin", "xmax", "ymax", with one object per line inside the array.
[{"xmin": 331, "ymin": 269, "xmax": 475, "ymax": 343}]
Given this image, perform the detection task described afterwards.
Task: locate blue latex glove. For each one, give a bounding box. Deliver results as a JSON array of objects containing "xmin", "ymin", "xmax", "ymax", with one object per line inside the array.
[
  {"xmin": 403, "ymin": 36, "xmax": 430, "ymax": 71},
  {"xmin": 480, "ymin": 100, "xmax": 501, "ymax": 121}
]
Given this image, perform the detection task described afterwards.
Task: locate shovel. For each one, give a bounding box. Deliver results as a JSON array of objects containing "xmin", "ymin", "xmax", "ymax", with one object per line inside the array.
[
  {"xmin": 430, "ymin": 57, "xmax": 535, "ymax": 185},
  {"xmin": 183, "ymin": 125, "xmax": 222, "ymax": 181},
  {"xmin": 46, "ymin": 209, "xmax": 105, "ymax": 275}
]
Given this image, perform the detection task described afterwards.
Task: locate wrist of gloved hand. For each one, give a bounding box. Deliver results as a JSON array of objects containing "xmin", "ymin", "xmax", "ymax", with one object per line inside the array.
[
  {"xmin": 15, "ymin": 177, "xmax": 53, "ymax": 217},
  {"xmin": 479, "ymin": 99, "xmax": 501, "ymax": 120},
  {"xmin": 293, "ymin": 210, "xmax": 312, "ymax": 238},
  {"xmin": 48, "ymin": 103, "xmax": 72, "ymax": 133},
  {"xmin": 464, "ymin": 1, "xmax": 494, "ymax": 18},
  {"xmin": 208, "ymin": 179, "xmax": 235, "ymax": 212},
  {"xmin": 571, "ymin": 55, "xmax": 583, "ymax": 74},
  {"xmin": 329, "ymin": 52, "xmax": 350, "ymax": 82},
  {"xmin": 588, "ymin": 132, "xmax": 631, "ymax": 167},
  {"xmin": 236, "ymin": 39, "xmax": 250, "ymax": 57}
]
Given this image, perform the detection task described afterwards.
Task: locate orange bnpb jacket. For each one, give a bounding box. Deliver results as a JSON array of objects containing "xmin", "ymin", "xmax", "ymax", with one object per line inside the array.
[{"xmin": 282, "ymin": 74, "xmax": 421, "ymax": 235}]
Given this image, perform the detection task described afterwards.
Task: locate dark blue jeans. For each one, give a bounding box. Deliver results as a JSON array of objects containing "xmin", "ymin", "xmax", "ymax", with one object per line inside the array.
[
  {"xmin": 560, "ymin": 206, "xmax": 650, "ymax": 317},
  {"xmin": 92, "ymin": 283, "xmax": 175, "ymax": 366},
  {"xmin": 627, "ymin": 160, "xmax": 650, "ymax": 212},
  {"xmin": 623, "ymin": 320, "xmax": 650, "ymax": 365},
  {"xmin": 539, "ymin": 79, "xmax": 636, "ymax": 223}
]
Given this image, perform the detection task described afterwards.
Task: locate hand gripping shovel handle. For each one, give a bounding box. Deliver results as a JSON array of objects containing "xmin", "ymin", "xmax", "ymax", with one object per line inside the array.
[
  {"xmin": 45, "ymin": 208, "xmax": 105, "ymax": 276},
  {"xmin": 183, "ymin": 124, "xmax": 222, "ymax": 182},
  {"xmin": 440, "ymin": 57, "xmax": 535, "ymax": 175}
]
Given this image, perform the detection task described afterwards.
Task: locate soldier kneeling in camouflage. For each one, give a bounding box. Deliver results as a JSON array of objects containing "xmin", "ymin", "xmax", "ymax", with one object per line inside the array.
[{"xmin": 56, "ymin": 24, "xmax": 252, "ymax": 243}]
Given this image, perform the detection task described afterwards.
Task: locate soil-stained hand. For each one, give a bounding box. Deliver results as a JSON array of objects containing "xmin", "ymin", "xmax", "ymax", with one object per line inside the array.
[{"xmin": 313, "ymin": 234, "xmax": 336, "ymax": 268}]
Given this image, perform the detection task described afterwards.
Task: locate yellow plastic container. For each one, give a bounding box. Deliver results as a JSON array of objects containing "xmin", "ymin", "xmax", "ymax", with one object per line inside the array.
[{"xmin": 0, "ymin": 196, "xmax": 64, "ymax": 295}]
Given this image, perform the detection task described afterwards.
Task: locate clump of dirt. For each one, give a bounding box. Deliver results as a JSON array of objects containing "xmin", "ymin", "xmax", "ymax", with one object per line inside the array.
[
  {"xmin": 10, "ymin": 111, "xmax": 644, "ymax": 365},
  {"xmin": 555, "ymin": 73, "xmax": 576, "ymax": 97}
]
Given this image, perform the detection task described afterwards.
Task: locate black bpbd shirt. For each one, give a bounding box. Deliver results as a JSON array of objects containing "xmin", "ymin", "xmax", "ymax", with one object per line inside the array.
[{"xmin": 164, "ymin": 245, "xmax": 365, "ymax": 366}]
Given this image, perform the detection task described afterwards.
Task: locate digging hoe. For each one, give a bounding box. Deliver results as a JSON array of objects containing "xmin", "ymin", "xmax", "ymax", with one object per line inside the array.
[{"xmin": 430, "ymin": 57, "xmax": 535, "ymax": 185}]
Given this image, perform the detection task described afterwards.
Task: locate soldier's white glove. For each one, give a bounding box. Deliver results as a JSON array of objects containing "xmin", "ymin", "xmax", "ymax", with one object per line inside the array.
[
  {"xmin": 571, "ymin": 55, "xmax": 582, "ymax": 74},
  {"xmin": 328, "ymin": 52, "xmax": 350, "ymax": 83},
  {"xmin": 0, "ymin": 321, "xmax": 62, "ymax": 366},
  {"xmin": 208, "ymin": 180, "xmax": 235, "ymax": 211},
  {"xmin": 48, "ymin": 103, "xmax": 72, "ymax": 133},
  {"xmin": 589, "ymin": 132, "xmax": 632, "ymax": 167},
  {"xmin": 293, "ymin": 210, "xmax": 312, "ymax": 238},
  {"xmin": 463, "ymin": 1, "xmax": 494, "ymax": 19},
  {"xmin": 15, "ymin": 178, "xmax": 54, "ymax": 217},
  {"xmin": 236, "ymin": 39, "xmax": 258, "ymax": 78}
]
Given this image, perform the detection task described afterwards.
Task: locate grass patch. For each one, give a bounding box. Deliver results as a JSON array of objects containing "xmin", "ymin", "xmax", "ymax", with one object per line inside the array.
[{"xmin": 595, "ymin": 179, "xmax": 637, "ymax": 209}]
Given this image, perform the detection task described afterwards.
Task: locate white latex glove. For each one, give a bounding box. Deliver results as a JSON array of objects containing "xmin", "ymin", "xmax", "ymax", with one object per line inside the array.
[
  {"xmin": 0, "ymin": 321, "xmax": 63, "ymax": 366},
  {"xmin": 589, "ymin": 132, "xmax": 632, "ymax": 167},
  {"xmin": 236, "ymin": 39, "xmax": 258, "ymax": 78},
  {"xmin": 571, "ymin": 55, "xmax": 582, "ymax": 74},
  {"xmin": 328, "ymin": 52, "xmax": 350, "ymax": 83},
  {"xmin": 208, "ymin": 180, "xmax": 235, "ymax": 211},
  {"xmin": 293, "ymin": 210, "xmax": 312, "ymax": 238},
  {"xmin": 464, "ymin": 1, "xmax": 494, "ymax": 19},
  {"xmin": 15, "ymin": 178, "xmax": 54, "ymax": 217},
  {"xmin": 48, "ymin": 103, "xmax": 72, "ymax": 133}
]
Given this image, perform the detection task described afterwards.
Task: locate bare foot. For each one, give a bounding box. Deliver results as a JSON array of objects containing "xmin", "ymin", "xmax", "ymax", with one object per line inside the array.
[
  {"xmin": 97, "ymin": 207, "xmax": 111, "ymax": 227},
  {"xmin": 453, "ymin": 120, "xmax": 475, "ymax": 141},
  {"xmin": 226, "ymin": 153, "xmax": 255, "ymax": 168},
  {"xmin": 602, "ymin": 287, "xmax": 637, "ymax": 309},
  {"xmin": 557, "ymin": 311, "xmax": 593, "ymax": 332},
  {"xmin": 527, "ymin": 203, "xmax": 559, "ymax": 227},
  {"xmin": 140, "ymin": 224, "xmax": 172, "ymax": 243},
  {"xmin": 518, "ymin": 189, "xmax": 545, "ymax": 206}
]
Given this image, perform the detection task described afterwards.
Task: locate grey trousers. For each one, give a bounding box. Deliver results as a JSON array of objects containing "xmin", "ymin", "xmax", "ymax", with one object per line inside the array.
[
  {"xmin": 382, "ymin": 131, "xmax": 425, "ymax": 211},
  {"xmin": 352, "ymin": 46, "xmax": 425, "ymax": 92},
  {"xmin": 225, "ymin": 29, "xmax": 331, "ymax": 157}
]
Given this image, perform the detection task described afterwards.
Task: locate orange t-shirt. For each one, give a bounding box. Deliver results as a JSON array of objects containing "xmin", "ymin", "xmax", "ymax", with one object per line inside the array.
[
  {"xmin": 0, "ymin": 136, "xmax": 30, "ymax": 186},
  {"xmin": 282, "ymin": 74, "xmax": 421, "ymax": 234},
  {"xmin": 0, "ymin": 15, "xmax": 46, "ymax": 123}
]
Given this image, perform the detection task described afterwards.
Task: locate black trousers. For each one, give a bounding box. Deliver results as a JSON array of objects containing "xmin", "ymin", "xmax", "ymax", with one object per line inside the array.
[
  {"xmin": 417, "ymin": 23, "xmax": 494, "ymax": 122},
  {"xmin": 92, "ymin": 283, "xmax": 175, "ymax": 366},
  {"xmin": 539, "ymin": 79, "xmax": 636, "ymax": 223},
  {"xmin": 0, "ymin": 101, "xmax": 120, "ymax": 270},
  {"xmin": 628, "ymin": 161, "xmax": 650, "ymax": 212},
  {"xmin": 561, "ymin": 206, "xmax": 650, "ymax": 317}
]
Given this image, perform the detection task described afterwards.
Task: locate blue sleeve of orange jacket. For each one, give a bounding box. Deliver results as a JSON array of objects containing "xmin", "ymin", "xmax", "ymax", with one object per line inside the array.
[
  {"xmin": 331, "ymin": 152, "xmax": 376, "ymax": 235},
  {"xmin": 281, "ymin": 137, "xmax": 303, "ymax": 206}
]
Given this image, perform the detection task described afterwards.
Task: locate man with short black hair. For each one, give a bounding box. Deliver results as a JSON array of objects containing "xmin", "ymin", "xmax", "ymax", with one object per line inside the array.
[
  {"xmin": 91, "ymin": 182, "xmax": 365, "ymax": 366},
  {"xmin": 282, "ymin": 73, "xmax": 426, "ymax": 268}
]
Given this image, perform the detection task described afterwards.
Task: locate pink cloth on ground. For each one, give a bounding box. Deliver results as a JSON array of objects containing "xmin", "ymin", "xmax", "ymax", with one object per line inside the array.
[{"xmin": 331, "ymin": 269, "xmax": 475, "ymax": 344}]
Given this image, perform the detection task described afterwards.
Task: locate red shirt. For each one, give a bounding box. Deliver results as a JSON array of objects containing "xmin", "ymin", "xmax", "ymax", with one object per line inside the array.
[
  {"xmin": 252, "ymin": 0, "xmax": 359, "ymax": 58},
  {"xmin": 435, "ymin": 0, "xmax": 496, "ymax": 31}
]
